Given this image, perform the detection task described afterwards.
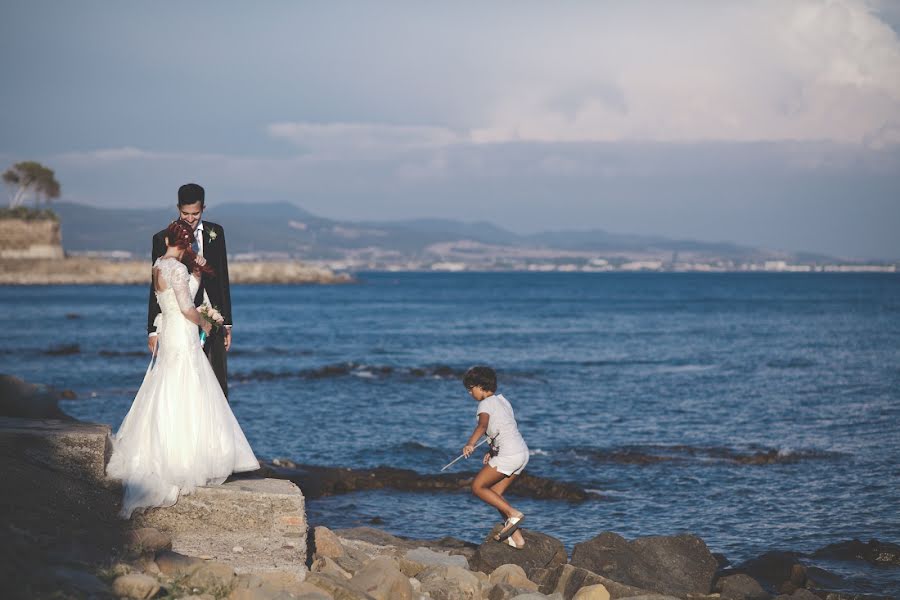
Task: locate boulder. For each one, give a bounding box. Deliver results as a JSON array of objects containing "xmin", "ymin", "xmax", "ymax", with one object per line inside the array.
[
  {"xmin": 111, "ymin": 573, "xmax": 160, "ymax": 599},
  {"xmin": 490, "ymin": 564, "xmax": 539, "ymax": 591},
  {"xmin": 572, "ymin": 585, "xmax": 610, "ymax": 600},
  {"xmin": 0, "ymin": 374, "xmax": 73, "ymax": 419},
  {"xmin": 571, "ymin": 532, "xmax": 717, "ymax": 596},
  {"xmin": 487, "ymin": 582, "xmax": 523, "ymax": 600},
  {"xmin": 471, "ymin": 528, "xmax": 567, "ymax": 580},
  {"xmin": 154, "ymin": 550, "xmax": 204, "ymax": 577},
  {"xmin": 734, "ymin": 552, "xmax": 806, "ymax": 594},
  {"xmin": 405, "ymin": 546, "xmax": 469, "ymax": 570},
  {"xmin": 774, "ymin": 590, "xmax": 818, "ymax": 600},
  {"xmin": 125, "ymin": 527, "xmax": 172, "ymax": 555},
  {"xmin": 315, "ymin": 525, "xmax": 346, "ymax": 558},
  {"xmin": 715, "ymin": 573, "xmax": 770, "ymax": 600},
  {"xmin": 418, "ymin": 564, "xmax": 483, "ymax": 600},
  {"xmin": 305, "ymin": 571, "xmax": 375, "ymax": 600},
  {"xmin": 229, "ymin": 572, "xmax": 330, "ymax": 600},
  {"xmin": 185, "ymin": 561, "xmax": 236, "ymax": 590},
  {"xmin": 313, "ymin": 555, "xmax": 353, "ymax": 579},
  {"xmin": 540, "ymin": 564, "xmax": 651, "ymax": 600},
  {"xmin": 512, "ymin": 593, "xmax": 564, "ymax": 600},
  {"xmin": 349, "ymin": 556, "xmax": 414, "ymax": 600},
  {"xmin": 812, "ymin": 538, "xmax": 900, "ymax": 567}
]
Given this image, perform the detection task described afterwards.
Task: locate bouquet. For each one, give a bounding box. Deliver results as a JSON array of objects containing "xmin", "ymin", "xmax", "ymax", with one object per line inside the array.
[{"xmin": 198, "ymin": 303, "xmax": 224, "ymax": 347}]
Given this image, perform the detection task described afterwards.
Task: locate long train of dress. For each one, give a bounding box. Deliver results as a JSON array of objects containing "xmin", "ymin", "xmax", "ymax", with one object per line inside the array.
[{"xmin": 106, "ymin": 257, "xmax": 258, "ymax": 518}]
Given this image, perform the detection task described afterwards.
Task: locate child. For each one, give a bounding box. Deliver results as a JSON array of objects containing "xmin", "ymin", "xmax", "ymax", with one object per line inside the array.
[{"xmin": 461, "ymin": 365, "xmax": 529, "ymax": 548}]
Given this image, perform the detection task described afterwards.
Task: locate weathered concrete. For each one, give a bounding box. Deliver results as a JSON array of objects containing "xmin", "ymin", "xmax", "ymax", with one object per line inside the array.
[
  {"xmin": 135, "ymin": 477, "xmax": 308, "ymax": 577},
  {"xmin": 0, "ymin": 416, "xmax": 110, "ymax": 483}
]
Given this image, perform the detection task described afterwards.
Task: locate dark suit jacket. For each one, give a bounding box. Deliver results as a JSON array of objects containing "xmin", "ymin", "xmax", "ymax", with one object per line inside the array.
[{"xmin": 147, "ymin": 221, "xmax": 232, "ymax": 333}]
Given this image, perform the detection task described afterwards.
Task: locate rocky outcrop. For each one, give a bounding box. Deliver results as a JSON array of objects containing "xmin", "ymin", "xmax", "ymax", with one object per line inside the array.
[
  {"xmin": 0, "ymin": 257, "xmax": 352, "ymax": 284},
  {"xmin": 0, "ymin": 374, "xmax": 74, "ymax": 420},
  {"xmin": 0, "ymin": 217, "xmax": 63, "ymax": 259},
  {"xmin": 260, "ymin": 458, "xmax": 598, "ymax": 501},
  {"xmin": 570, "ymin": 532, "xmax": 718, "ymax": 597},
  {"xmin": 733, "ymin": 551, "xmax": 808, "ymax": 595},
  {"xmin": 471, "ymin": 527, "xmax": 568, "ymax": 580},
  {"xmin": 812, "ymin": 538, "xmax": 900, "ymax": 567}
]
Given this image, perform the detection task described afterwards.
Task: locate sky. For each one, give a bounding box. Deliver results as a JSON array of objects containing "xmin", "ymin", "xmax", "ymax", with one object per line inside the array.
[{"xmin": 2, "ymin": 1, "xmax": 900, "ymax": 259}]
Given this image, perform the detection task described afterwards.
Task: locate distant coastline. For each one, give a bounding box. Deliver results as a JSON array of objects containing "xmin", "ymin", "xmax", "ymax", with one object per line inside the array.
[{"xmin": 0, "ymin": 257, "xmax": 353, "ymax": 285}]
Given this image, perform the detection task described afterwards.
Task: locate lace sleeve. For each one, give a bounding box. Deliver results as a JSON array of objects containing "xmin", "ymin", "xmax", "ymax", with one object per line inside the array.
[{"xmin": 166, "ymin": 261, "xmax": 196, "ymax": 315}]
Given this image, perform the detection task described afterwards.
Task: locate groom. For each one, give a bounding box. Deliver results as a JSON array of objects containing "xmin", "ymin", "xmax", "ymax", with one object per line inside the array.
[{"xmin": 147, "ymin": 183, "xmax": 233, "ymax": 397}]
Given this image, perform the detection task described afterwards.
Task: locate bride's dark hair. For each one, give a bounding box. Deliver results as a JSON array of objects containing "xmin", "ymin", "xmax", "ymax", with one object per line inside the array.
[{"xmin": 166, "ymin": 219, "xmax": 215, "ymax": 276}]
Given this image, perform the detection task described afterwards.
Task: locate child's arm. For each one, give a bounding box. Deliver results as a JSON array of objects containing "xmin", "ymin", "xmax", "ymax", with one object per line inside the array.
[{"xmin": 462, "ymin": 413, "xmax": 490, "ymax": 457}]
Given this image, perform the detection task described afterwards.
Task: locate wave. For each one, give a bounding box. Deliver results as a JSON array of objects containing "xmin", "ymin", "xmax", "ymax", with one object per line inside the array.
[{"xmin": 564, "ymin": 444, "xmax": 837, "ymax": 466}]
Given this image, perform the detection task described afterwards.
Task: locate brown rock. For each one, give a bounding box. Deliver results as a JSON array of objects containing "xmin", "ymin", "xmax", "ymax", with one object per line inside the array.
[
  {"xmin": 540, "ymin": 563, "xmax": 650, "ymax": 600},
  {"xmin": 489, "ymin": 564, "xmax": 538, "ymax": 591},
  {"xmin": 154, "ymin": 550, "xmax": 204, "ymax": 577},
  {"xmin": 315, "ymin": 525, "xmax": 346, "ymax": 558},
  {"xmin": 313, "ymin": 556, "xmax": 353, "ymax": 579},
  {"xmin": 305, "ymin": 572, "xmax": 375, "ymax": 600},
  {"xmin": 486, "ymin": 582, "xmax": 531, "ymax": 600},
  {"xmin": 572, "ymin": 584, "xmax": 611, "ymax": 600},
  {"xmin": 716, "ymin": 573, "xmax": 770, "ymax": 600},
  {"xmin": 185, "ymin": 561, "xmax": 236, "ymax": 590},
  {"xmin": 418, "ymin": 564, "xmax": 482, "ymax": 600},
  {"xmin": 126, "ymin": 527, "xmax": 172, "ymax": 555},
  {"xmin": 349, "ymin": 556, "xmax": 413, "ymax": 600},
  {"xmin": 111, "ymin": 573, "xmax": 161, "ymax": 599}
]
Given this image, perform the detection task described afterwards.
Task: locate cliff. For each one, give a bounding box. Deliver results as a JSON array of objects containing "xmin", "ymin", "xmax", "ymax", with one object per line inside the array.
[{"xmin": 0, "ymin": 217, "xmax": 64, "ymax": 259}]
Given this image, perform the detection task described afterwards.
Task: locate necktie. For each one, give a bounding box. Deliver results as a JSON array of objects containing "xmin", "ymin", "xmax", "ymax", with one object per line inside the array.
[{"xmin": 192, "ymin": 230, "xmax": 200, "ymax": 254}]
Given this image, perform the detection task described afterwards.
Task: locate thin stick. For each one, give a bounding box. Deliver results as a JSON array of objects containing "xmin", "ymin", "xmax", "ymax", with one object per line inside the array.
[{"xmin": 441, "ymin": 438, "xmax": 488, "ymax": 472}]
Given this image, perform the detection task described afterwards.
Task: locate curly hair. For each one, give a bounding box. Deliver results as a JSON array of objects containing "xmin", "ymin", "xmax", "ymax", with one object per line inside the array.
[
  {"xmin": 463, "ymin": 365, "xmax": 497, "ymax": 393},
  {"xmin": 166, "ymin": 219, "xmax": 215, "ymax": 276}
]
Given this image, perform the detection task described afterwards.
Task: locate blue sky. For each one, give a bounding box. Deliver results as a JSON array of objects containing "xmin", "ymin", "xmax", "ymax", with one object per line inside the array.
[{"xmin": 2, "ymin": 1, "xmax": 900, "ymax": 259}]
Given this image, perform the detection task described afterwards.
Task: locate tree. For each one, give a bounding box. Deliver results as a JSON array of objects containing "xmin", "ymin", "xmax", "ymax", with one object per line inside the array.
[{"xmin": 3, "ymin": 161, "xmax": 61, "ymax": 208}]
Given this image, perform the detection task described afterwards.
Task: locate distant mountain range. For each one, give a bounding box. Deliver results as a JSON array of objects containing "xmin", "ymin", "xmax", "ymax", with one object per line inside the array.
[{"xmin": 53, "ymin": 201, "xmax": 834, "ymax": 268}]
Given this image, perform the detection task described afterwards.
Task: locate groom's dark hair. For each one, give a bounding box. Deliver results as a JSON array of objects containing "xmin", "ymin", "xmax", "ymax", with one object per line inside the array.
[{"xmin": 178, "ymin": 183, "xmax": 205, "ymax": 207}]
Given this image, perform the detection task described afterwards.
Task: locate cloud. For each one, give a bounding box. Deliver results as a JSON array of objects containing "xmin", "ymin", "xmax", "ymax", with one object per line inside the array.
[
  {"xmin": 266, "ymin": 122, "xmax": 464, "ymax": 157},
  {"xmin": 462, "ymin": 0, "xmax": 900, "ymax": 145}
]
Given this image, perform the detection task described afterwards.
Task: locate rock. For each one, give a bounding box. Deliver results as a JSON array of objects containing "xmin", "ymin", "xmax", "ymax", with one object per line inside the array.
[
  {"xmin": 540, "ymin": 564, "xmax": 650, "ymax": 600},
  {"xmin": 260, "ymin": 460, "xmax": 597, "ymax": 502},
  {"xmin": 490, "ymin": 564, "xmax": 539, "ymax": 591},
  {"xmin": 715, "ymin": 573, "xmax": 770, "ymax": 600},
  {"xmin": 418, "ymin": 564, "xmax": 483, "ymax": 600},
  {"xmin": 306, "ymin": 571, "xmax": 375, "ymax": 600},
  {"xmin": 782, "ymin": 590, "xmax": 817, "ymax": 600},
  {"xmin": 813, "ymin": 538, "xmax": 900, "ymax": 567},
  {"xmin": 571, "ymin": 532, "xmax": 718, "ymax": 596},
  {"xmin": 42, "ymin": 566, "xmax": 110, "ymax": 596},
  {"xmin": 572, "ymin": 585, "xmax": 610, "ymax": 600},
  {"xmin": 406, "ymin": 546, "xmax": 469, "ymax": 570},
  {"xmin": 335, "ymin": 544, "xmax": 372, "ymax": 575},
  {"xmin": 350, "ymin": 556, "xmax": 414, "ymax": 600},
  {"xmin": 512, "ymin": 593, "xmax": 563, "ymax": 600},
  {"xmin": 487, "ymin": 582, "xmax": 522, "ymax": 600},
  {"xmin": 154, "ymin": 549, "xmax": 204, "ymax": 577},
  {"xmin": 111, "ymin": 573, "xmax": 161, "ymax": 599},
  {"xmin": 125, "ymin": 527, "xmax": 172, "ymax": 555},
  {"xmin": 316, "ymin": 525, "xmax": 347, "ymax": 558},
  {"xmin": 398, "ymin": 556, "xmax": 428, "ymax": 578},
  {"xmin": 803, "ymin": 565, "xmax": 846, "ymax": 590},
  {"xmin": 471, "ymin": 528, "xmax": 567, "ymax": 580},
  {"xmin": 229, "ymin": 572, "xmax": 330, "ymax": 600},
  {"xmin": 735, "ymin": 552, "xmax": 806, "ymax": 593},
  {"xmin": 186, "ymin": 561, "xmax": 236, "ymax": 590},
  {"xmin": 313, "ymin": 555, "xmax": 353, "ymax": 579}
]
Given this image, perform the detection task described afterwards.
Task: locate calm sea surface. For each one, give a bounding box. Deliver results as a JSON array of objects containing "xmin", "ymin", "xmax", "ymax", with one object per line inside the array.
[{"xmin": 2, "ymin": 273, "xmax": 899, "ymax": 591}]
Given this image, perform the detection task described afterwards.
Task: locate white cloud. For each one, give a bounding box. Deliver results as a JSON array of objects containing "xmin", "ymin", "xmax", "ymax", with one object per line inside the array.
[{"xmin": 266, "ymin": 122, "xmax": 463, "ymax": 157}]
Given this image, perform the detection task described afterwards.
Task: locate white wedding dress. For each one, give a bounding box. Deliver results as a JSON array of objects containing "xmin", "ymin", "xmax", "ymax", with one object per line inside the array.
[{"xmin": 107, "ymin": 256, "xmax": 259, "ymax": 518}]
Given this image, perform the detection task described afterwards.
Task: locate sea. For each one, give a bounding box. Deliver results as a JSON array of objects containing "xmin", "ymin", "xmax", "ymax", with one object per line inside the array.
[{"xmin": 2, "ymin": 272, "xmax": 899, "ymax": 593}]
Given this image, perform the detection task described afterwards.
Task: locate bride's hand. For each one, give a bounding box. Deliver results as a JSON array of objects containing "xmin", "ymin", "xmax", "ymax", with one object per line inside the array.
[{"xmin": 201, "ymin": 320, "xmax": 213, "ymax": 335}]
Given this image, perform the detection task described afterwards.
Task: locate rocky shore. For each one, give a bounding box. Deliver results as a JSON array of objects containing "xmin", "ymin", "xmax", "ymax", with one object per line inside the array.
[
  {"xmin": 2, "ymin": 375, "xmax": 898, "ymax": 599},
  {"xmin": 0, "ymin": 257, "xmax": 353, "ymax": 285}
]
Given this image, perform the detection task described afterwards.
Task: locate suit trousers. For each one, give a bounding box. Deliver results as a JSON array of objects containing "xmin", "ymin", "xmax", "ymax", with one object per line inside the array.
[{"xmin": 203, "ymin": 328, "xmax": 229, "ymax": 398}]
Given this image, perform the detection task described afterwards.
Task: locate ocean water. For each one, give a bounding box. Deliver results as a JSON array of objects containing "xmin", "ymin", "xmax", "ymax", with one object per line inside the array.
[{"xmin": 2, "ymin": 273, "xmax": 899, "ymax": 592}]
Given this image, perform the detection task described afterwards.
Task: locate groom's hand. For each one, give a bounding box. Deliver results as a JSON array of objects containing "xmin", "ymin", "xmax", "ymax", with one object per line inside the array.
[
  {"xmin": 224, "ymin": 328, "xmax": 232, "ymax": 352},
  {"xmin": 148, "ymin": 335, "xmax": 158, "ymax": 355}
]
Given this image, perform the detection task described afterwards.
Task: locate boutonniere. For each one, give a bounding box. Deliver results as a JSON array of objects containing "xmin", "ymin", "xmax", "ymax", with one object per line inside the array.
[{"xmin": 208, "ymin": 229, "xmax": 217, "ymax": 242}]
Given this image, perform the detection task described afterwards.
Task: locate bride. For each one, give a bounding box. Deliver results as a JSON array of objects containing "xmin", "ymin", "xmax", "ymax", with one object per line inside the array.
[{"xmin": 107, "ymin": 218, "xmax": 259, "ymax": 518}]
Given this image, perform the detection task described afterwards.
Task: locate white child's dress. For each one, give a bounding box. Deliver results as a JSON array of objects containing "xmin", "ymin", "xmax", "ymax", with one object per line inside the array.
[{"xmin": 477, "ymin": 393, "xmax": 529, "ymax": 475}]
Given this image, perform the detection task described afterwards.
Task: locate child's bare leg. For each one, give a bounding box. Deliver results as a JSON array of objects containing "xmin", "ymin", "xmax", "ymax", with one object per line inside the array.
[
  {"xmin": 490, "ymin": 474, "xmax": 525, "ymax": 546},
  {"xmin": 471, "ymin": 466, "xmax": 520, "ymax": 518}
]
